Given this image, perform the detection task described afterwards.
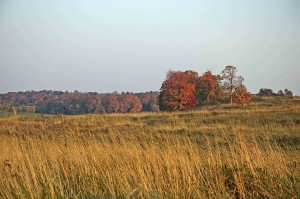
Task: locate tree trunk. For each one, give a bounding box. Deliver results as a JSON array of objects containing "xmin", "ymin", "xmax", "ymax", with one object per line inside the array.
[{"xmin": 207, "ymin": 94, "xmax": 210, "ymax": 102}]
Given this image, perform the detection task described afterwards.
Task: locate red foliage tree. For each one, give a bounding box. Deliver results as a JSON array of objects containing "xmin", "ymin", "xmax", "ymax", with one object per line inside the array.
[
  {"xmin": 198, "ymin": 71, "xmax": 218, "ymax": 101},
  {"xmin": 159, "ymin": 70, "xmax": 198, "ymax": 111},
  {"xmin": 107, "ymin": 94, "xmax": 120, "ymax": 113},
  {"xmin": 139, "ymin": 93, "xmax": 151, "ymax": 104},
  {"xmin": 119, "ymin": 94, "xmax": 142, "ymax": 113},
  {"xmin": 233, "ymin": 85, "xmax": 252, "ymax": 107}
]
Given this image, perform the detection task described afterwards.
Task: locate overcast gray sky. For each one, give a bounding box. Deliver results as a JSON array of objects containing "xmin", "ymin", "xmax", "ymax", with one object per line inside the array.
[{"xmin": 0, "ymin": 0, "xmax": 299, "ymax": 94}]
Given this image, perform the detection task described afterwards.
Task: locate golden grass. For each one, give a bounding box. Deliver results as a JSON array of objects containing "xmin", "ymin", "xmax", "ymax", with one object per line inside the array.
[{"xmin": 0, "ymin": 103, "xmax": 299, "ymax": 198}]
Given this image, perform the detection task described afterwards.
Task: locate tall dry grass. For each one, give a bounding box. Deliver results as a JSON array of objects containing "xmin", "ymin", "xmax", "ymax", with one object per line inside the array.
[{"xmin": 0, "ymin": 103, "xmax": 299, "ymax": 198}]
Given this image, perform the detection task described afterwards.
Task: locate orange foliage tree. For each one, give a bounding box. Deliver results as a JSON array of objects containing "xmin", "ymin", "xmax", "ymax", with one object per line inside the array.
[
  {"xmin": 233, "ymin": 85, "xmax": 252, "ymax": 107},
  {"xmin": 107, "ymin": 94, "xmax": 120, "ymax": 113},
  {"xmin": 159, "ymin": 70, "xmax": 198, "ymax": 111},
  {"xmin": 197, "ymin": 71, "xmax": 218, "ymax": 101},
  {"xmin": 119, "ymin": 93, "xmax": 142, "ymax": 113}
]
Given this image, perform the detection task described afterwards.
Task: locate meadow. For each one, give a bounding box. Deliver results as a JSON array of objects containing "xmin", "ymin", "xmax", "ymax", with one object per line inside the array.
[{"xmin": 0, "ymin": 97, "xmax": 299, "ymax": 198}]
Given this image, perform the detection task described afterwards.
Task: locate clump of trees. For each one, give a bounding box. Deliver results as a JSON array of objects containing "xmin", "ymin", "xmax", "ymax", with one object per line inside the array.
[
  {"xmin": 258, "ymin": 88, "xmax": 275, "ymax": 96},
  {"xmin": 283, "ymin": 89, "xmax": 293, "ymax": 98},
  {"xmin": 258, "ymin": 88, "xmax": 293, "ymax": 98},
  {"xmin": 159, "ymin": 66, "xmax": 252, "ymax": 111}
]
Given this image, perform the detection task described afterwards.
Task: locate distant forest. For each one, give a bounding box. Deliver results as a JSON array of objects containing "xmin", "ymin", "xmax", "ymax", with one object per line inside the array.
[
  {"xmin": 0, "ymin": 66, "xmax": 294, "ymax": 115},
  {"xmin": 0, "ymin": 91, "xmax": 159, "ymax": 114}
]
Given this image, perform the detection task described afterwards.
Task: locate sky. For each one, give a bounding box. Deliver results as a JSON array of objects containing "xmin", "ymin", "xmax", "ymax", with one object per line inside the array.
[{"xmin": 0, "ymin": 0, "xmax": 299, "ymax": 95}]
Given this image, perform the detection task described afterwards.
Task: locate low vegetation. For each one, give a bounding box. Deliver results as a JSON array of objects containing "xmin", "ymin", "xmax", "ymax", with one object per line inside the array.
[{"xmin": 0, "ymin": 97, "xmax": 299, "ymax": 198}]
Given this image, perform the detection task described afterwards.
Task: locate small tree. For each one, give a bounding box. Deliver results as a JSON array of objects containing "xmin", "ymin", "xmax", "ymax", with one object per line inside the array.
[
  {"xmin": 284, "ymin": 89, "xmax": 293, "ymax": 98},
  {"xmin": 221, "ymin": 65, "xmax": 244, "ymax": 104},
  {"xmin": 258, "ymin": 88, "xmax": 274, "ymax": 96},
  {"xmin": 233, "ymin": 85, "xmax": 252, "ymax": 107},
  {"xmin": 277, "ymin": 90, "xmax": 284, "ymax": 96}
]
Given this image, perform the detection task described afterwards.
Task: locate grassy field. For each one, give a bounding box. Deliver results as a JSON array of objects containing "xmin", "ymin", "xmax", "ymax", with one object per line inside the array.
[{"xmin": 0, "ymin": 97, "xmax": 300, "ymax": 198}]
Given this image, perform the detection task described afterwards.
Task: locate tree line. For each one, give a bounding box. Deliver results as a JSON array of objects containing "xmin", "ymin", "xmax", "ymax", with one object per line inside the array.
[
  {"xmin": 0, "ymin": 91, "xmax": 159, "ymax": 114},
  {"xmin": 258, "ymin": 88, "xmax": 293, "ymax": 98},
  {"xmin": 0, "ymin": 65, "xmax": 294, "ymax": 114}
]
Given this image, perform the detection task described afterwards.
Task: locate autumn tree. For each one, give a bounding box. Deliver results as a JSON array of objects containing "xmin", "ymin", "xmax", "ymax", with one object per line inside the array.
[
  {"xmin": 214, "ymin": 75, "xmax": 224, "ymax": 99},
  {"xmin": 197, "ymin": 71, "xmax": 218, "ymax": 101},
  {"xmin": 119, "ymin": 94, "xmax": 142, "ymax": 113},
  {"xmin": 159, "ymin": 70, "xmax": 198, "ymax": 111},
  {"xmin": 107, "ymin": 94, "xmax": 120, "ymax": 113},
  {"xmin": 233, "ymin": 85, "xmax": 252, "ymax": 107},
  {"xmin": 137, "ymin": 92, "xmax": 160, "ymax": 112},
  {"xmin": 221, "ymin": 65, "xmax": 244, "ymax": 104},
  {"xmin": 86, "ymin": 95, "xmax": 104, "ymax": 114}
]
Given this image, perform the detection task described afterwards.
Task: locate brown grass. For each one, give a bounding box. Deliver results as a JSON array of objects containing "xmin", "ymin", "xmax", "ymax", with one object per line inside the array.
[{"xmin": 0, "ymin": 101, "xmax": 299, "ymax": 198}]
